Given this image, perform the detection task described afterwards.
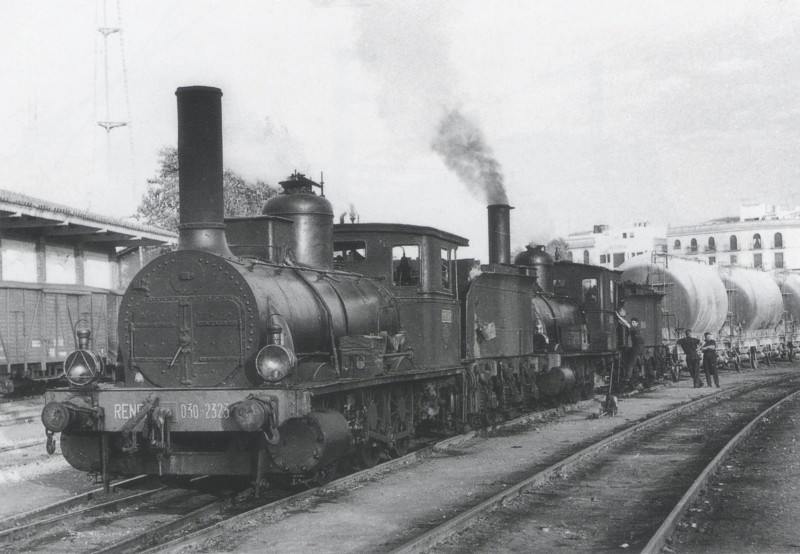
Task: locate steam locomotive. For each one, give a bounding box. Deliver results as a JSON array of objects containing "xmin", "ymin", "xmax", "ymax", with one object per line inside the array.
[{"xmin": 41, "ymin": 86, "xmax": 634, "ymax": 489}]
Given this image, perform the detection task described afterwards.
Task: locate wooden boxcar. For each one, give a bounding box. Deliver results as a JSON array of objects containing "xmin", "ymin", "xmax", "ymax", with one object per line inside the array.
[{"xmin": 0, "ymin": 282, "xmax": 120, "ymax": 394}]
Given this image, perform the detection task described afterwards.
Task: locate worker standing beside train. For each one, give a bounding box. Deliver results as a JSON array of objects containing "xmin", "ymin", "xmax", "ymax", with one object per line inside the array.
[
  {"xmin": 701, "ymin": 332, "xmax": 720, "ymax": 388},
  {"xmin": 677, "ymin": 330, "xmax": 702, "ymax": 387},
  {"xmin": 616, "ymin": 312, "xmax": 644, "ymax": 387}
]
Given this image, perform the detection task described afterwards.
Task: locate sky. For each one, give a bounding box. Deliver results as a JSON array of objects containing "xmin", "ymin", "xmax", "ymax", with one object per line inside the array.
[{"xmin": 2, "ymin": 0, "xmax": 800, "ymax": 259}]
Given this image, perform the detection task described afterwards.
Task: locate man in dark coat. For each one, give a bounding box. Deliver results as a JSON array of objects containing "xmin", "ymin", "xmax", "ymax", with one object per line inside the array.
[
  {"xmin": 616, "ymin": 313, "xmax": 645, "ymax": 386},
  {"xmin": 701, "ymin": 332, "xmax": 720, "ymax": 388},
  {"xmin": 677, "ymin": 329, "xmax": 702, "ymax": 387}
]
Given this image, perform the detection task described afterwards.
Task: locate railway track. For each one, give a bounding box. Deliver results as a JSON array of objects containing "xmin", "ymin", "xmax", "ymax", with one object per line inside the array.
[
  {"xmin": 141, "ymin": 373, "xmax": 800, "ymax": 554},
  {"xmin": 0, "ymin": 475, "xmax": 239, "ymax": 553},
  {"xmin": 0, "ymin": 386, "xmax": 596, "ymax": 552},
  {"xmin": 150, "ymin": 400, "xmax": 599, "ymax": 554},
  {"xmin": 6, "ymin": 375, "xmax": 794, "ymax": 553},
  {"xmin": 387, "ymin": 375, "xmax": 800, "ymax": 553},
  {"xmin": 0, "ymin": 408, "xmax": 40, "ymax": 427}
]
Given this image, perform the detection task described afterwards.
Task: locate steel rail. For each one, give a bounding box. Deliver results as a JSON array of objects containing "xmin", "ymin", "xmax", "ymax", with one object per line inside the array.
[
  {"xmin": 92, "ymin": 494, "xmax": 237, "ymax": 554},
  {"xmin": 0, "ymin": 475, "xmax": 147, "ymax": 532},
  {"xmin": 388, "ymin": 373, "xmax": 800, "ymax": 554},
  {"xmin": 0, "ymin": 408, "xmax": 40, "ymax": 426},
  {"xmin": 0, "ymin": 483, "xmax": 165, "ymax": 542},
  {"xmin": 0, "ymin": 438, "xmax": 44, "ymax": 453},
  {"xmin": 641, "ymin": 387, "xmax": 800, "ymax": 554}
]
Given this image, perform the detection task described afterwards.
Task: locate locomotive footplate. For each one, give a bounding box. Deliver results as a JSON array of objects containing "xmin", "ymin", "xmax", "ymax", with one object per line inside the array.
[{"xmin": 44, "ymin": 387, "xmax": 312, "ymax": 433}]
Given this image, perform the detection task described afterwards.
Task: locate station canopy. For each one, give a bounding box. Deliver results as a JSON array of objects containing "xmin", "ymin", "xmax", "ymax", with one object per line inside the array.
[{"xmin": 0, "ymin": 189, "xmax": 176, "ymax": 248}]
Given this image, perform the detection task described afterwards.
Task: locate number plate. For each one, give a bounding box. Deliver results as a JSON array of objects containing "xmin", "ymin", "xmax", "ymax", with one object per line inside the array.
[{"xmin": 111, "ymin": 402, "xmax": 230, "ymax": 421}]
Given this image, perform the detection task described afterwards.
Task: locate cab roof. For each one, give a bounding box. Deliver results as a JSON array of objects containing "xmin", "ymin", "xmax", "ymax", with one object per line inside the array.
[{"xmin": 334, "ymin": 223, "xmax": 469, "ymax": 247}]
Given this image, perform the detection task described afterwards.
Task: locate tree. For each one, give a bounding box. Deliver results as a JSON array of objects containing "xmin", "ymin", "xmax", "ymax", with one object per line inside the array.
[{"xmin": 136, "ymin": 146, "xmax": 278, "ymax": 233}]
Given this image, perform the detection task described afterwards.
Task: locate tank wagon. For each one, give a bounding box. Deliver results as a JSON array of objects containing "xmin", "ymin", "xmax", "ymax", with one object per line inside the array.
[
  {"xmin": 717, "ymin": 267, "xmax": 784, "ymax": 366},
  {"xmin": 775, "ymin": 273, "xmax": 800, "ymax": 360},
  {"xmin": 41, "ymin": 86, "xmax": 635, "ymax": 490},
  {"xmin": 619, "ymin": 255, "xmax": 793, "ymax": 370}
]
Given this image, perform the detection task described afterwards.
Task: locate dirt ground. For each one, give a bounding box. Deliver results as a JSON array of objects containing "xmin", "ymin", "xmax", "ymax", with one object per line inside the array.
[
  {"xmin": 0, "ymin": 397, "xmax": 95, "ymax": 518},
  {"xmin": 175, "ymin": 366, "xmax": 798, "ymax": 554},
  {"xmin": 670, "ymin": 389, "xmax": 800, "ymax": 553}
]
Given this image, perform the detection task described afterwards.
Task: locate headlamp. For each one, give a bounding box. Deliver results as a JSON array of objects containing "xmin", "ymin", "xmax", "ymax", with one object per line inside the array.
[
  {"xmin": 64, "ymin": 349, "xmax": 103, "ymax": 387},
  {"xmin": 255, "ymin": 344, "xmax": 297, "ymax": 382}
]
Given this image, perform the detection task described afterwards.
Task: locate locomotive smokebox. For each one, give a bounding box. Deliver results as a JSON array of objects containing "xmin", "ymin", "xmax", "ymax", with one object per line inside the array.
[
  {"xmin": 487, "ymin": 204, "xmax": 513, "ymax": 265},
  {"xmin": 175, "ymin": 86, "xmax": 233, "ymax": 257}
]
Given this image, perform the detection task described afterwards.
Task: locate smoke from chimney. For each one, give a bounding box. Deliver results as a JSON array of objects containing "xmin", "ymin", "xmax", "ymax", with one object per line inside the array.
[
  {"xmin": 348, "ymin": 203, "xmax": 359, "ymax": 223},
  {"xmin": 432, "ymin": 109, "xmax": 508, "ymax": 205}
]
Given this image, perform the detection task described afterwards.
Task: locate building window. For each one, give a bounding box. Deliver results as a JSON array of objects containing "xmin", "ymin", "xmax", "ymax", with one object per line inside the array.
[
  {"xmin": 599, "ymin": 254, "xmax": 608, "ymax": 263},
  {"xmin": 690, "ymin": 238, "xmax": 698, "ymax": 253},
  {"xmin": 583, "ymin": 250, "xmax": 590, "ymax": 264},
  {"xmin": 566, "ymin": 251, "xmax": 573, "ymax": 261},
  {"xmin": 753, "ymin": 233, "xmax": 762, "ymax": 250},
  {"xmin": 774, "ymin": 232, "xmax": 783, "ymax": 249},
  {"xmin": 730, "ymin": 235, "xmax": 738, "ymax": 251},
  {"xmin": 730, "ymin": 254, "xmax": 738, "ymax": 265},
  {"xmin": 707, "ymin": 237, "xmax": 715, "ymax": 252},
  {"xmin": 622, "ymin": 233, "xmax": 627, "ymax": 238},
  {"xmin": 673, "ymin": 239, "xmax": 681, "ymax": 250},
  {"xmin": 754, "ymin": 253, "xmax": 763, "ymax": 268},
  {"xmin": 775, "ymin": 252, "xmax": 784, "ymax": 269},
  {"xmin": 709, "ymin": 256, "xmax": 716, "ymax": 265},
  {"xmin": 612, "ymin": 252, "xmax": 625, "ymax": 267},
  {"xmin": 392, "ymin": 245, "xmax": 420, "ymax": 286}
]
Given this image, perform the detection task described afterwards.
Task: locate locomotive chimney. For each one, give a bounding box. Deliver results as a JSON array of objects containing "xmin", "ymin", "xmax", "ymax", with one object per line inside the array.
[
  {"xmin": 487, "ymin": 204, "xmax": 513, "ymax": 265},
  {"xmin": 175, "ymin": 86, "xmax": 233, "ymax": 257}
]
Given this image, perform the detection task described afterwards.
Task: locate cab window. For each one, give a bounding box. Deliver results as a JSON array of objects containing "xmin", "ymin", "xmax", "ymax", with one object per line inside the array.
[
  {"xmin": 582, "ymin": 278, "xmax": 599, "ymax": 304},
  {"xmin": 609, "ymin": 279, "xmax": 615, "ymax": 309},
  {"xmin": 441, "ymin": 248, "xmax": 453, "ymax": 290},
  {"xmin": 392, "ymin": 245, "xmax": 420, "ymax": 286},
  {"xmin": 334, "ymin": 241, "xmax": 366, "ymax": 262}
]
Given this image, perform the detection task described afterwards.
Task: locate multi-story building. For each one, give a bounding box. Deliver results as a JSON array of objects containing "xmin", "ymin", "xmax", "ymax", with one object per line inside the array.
[
  {"xmin": 565, "ymin": 222, "xmax": 668, "ymax": 268},
  {"xmin": 667, "ymin": 203, "xmax": 800, "ymax": 270}
]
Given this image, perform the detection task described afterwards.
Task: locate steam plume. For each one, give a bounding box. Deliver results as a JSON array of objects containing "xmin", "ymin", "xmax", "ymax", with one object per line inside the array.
[
  {"xmin": 432, "ymin": 109, "xmax": 508, "ymax": 205},
  {"xmin": 348, "ymin": 203, "xmax": 359, "ymax": 223}
]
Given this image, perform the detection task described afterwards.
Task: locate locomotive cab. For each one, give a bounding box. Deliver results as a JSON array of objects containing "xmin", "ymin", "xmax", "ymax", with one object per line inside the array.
[
  {"xmin": 552, "ymin": 262, "xmax": 622, "ymax": 353},
  {"xmin": 334, "ymin": 223, "xmax": 468, "ymax": 370}
]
